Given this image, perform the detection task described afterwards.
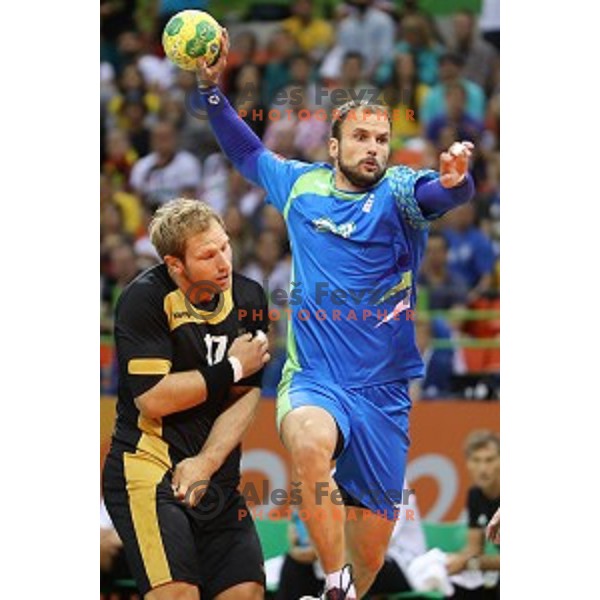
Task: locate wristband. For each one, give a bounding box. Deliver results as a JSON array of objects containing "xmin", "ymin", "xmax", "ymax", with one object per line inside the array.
[
  {"xmin": 228, "ymin": 356, "xmax": 243, "ymax": 383},
  {"xmin": 199, "ymin": 360, "xmax": 234, "ymax": 402}
]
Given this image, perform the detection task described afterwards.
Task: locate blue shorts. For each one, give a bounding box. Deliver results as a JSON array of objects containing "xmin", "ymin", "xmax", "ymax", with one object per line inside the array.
[{"xmin": 277, "ymin": 372, "xmax": 411, "ymax": 520}]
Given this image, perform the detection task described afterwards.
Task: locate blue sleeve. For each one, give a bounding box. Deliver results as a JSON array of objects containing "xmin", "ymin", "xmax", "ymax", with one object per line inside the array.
[
  {"xmin": 197, "ymin": 85, "xmax": 264, "ymax": 184},
  {"xmin": 388, "ymin": 166, "xmax": 439, "ymax": 230},
  {"xmin": 256, "ymin": 152, "xmax": 315, "ymax": 214},
  {"xmin": 415, "ymin": 174, "xmax": 475, "ymax": 220},
  {"xmin": 197, "ymin": 85, "xmax": 312, "ymax": 213}
]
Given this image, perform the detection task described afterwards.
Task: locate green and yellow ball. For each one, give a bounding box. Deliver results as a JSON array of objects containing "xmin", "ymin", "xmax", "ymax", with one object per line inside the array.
[{"xmin": 162, "ymin": 10, "xmax": 223, "ymax": 71}]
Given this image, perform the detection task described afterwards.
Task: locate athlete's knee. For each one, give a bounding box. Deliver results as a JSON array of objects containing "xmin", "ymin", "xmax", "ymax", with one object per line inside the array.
[{"xmin": 289, "ymin": 430, "xmax": 334, "ymax": 474}]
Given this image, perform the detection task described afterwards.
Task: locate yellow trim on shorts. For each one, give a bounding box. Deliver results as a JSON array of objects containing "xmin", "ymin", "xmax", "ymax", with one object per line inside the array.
[{"xmin": 123, "ymin": 415, "xmax": 173, "ymax": 589}]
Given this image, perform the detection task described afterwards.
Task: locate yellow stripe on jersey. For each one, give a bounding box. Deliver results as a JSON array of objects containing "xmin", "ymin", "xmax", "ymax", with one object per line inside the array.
[
  {"xmin": 128, "ymin": 358, "xmax": 172, "ymax": 375},
  {"xmin": 163, "ymin": 287, "xmax": 233, "ymax": 331},
  {"xmin": 123, "ymin": 415, "xmax": 173, "ymax": 589}
]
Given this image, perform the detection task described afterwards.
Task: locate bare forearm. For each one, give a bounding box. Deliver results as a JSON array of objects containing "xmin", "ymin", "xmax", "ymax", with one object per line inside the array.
[
  {"xmin": 479, "ymin": 555, "xmax": 500, "ymax": 571},
  {"xmin": 135, "ymin": 371, "xmax": 208, "ymax": 418},
  {"xmin": 198, "ymin": 388, "xmax": 261, "ymax": 470}
]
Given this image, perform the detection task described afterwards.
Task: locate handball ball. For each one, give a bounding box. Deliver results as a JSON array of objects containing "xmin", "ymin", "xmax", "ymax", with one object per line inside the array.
[{"xmin": 162, "ymin": 10, "xmax": 223, "ymax": 71}]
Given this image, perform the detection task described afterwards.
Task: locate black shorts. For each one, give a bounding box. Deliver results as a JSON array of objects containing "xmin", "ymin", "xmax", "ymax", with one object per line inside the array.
[{"xmin": 102, "ymin": 450, "xmax": 265, "ymax": 598}]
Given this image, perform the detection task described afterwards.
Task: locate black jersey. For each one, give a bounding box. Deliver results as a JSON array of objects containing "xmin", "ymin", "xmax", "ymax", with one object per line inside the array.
[
  {"xmin": 467, "ymin": 485, "xmax": 500, "ymax": 530},
  {"xmin": 109, "ymin": 264, "xmax": 268, "ymax": 493}
]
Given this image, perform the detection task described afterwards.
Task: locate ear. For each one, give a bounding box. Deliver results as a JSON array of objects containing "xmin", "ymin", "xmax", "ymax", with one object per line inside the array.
[
  {"xmin": 164, "ymin": 255, "xmax": 184, "ymax": 276},
  {"xmin": 328, "ymin": 137, "xmax": 339, "ymax": 162}
]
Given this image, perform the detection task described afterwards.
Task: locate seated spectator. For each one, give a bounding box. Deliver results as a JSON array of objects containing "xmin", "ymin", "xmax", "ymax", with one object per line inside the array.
[
  {"xmin": 377, "ymin": 13, "xmax": 444, "ymax": 87},
  {"xmin": 223, "ymin": 30, "xmax": 268, "ymax": 94},
  {"xmin": 106, "ymin": 63, "xmax": 160, "ymax": 130},
  {"xmin": 383, "ymin": 53, "xmax": 430, "ymax": 149},
  {"xmin": 282, "ymin": 0, "xmax": 334, "ymax": 60},
  {"xmin": 102, "ymin": 128, "xmax": 138, "ymax": 190},
  {"xmin": 232, "ymin": 63, "xmax": 268, "ymax": 139},
  {"xmin": 446, "ymin": 431, "xmax": 500, "ymax": 599},
  {"xmin": 420, "ymin": 52, "xmax": 486, "ymax": 127},
  {"xmin": 101, "ymin": 238, "xmax": 142, "ymax": 333},
  {"xmin": 263, "ymin": 29, "xmax": 299, "ymax": 105},
  {"xmin": 333, "ymin": 0, "xmax": 396, "ymax": 80},
  {"xmin": 100, "ymin": 174, "xmax": 142, "ymax": 237},
  {"xmin": 450, "ymin": 11, "xmax": 499, "ymax": 95},
  {"xmin": 425, "ymin": 82, "xmax": 484, "ymax": 150},
  {"xmin": 116, "ymin": 30, "xmax": 174, "ymax": 91},
  {"xmin": 418, "ymin": 231, "xmax": 469, "ymax": 311},
  {"xmin": 441, "ymin": 203, "xmax": 496, "ymax": 301},
  {"xmin": 223, "ymin": 204, "xmax": 254, "ymax": 271},
  {"xmin": 412, "ymin": 317, "xmax": 463, "ymax": 401},
  {"xmin": 271, "ymin": 53, "xmax": 318, "ymax": 110},
  {"xmin": 242, "ymin": 231, "xmax": 291, "ymax": 295},
  {"xmin": 120, "ymin": 97, "xmax": 151, "ymax": 157},
  {"xmin": 327, "ymin": 52, "xmax": 375, "ymax": 111},
  {"xmin": 129, "ymin": 120, "xmax": 202, "ymax": 206}
]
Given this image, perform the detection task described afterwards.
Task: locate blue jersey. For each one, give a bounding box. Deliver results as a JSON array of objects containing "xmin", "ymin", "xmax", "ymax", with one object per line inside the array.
[{"xmin": 257, "ymin": 152, "xmax": 438, "ymax": 386}]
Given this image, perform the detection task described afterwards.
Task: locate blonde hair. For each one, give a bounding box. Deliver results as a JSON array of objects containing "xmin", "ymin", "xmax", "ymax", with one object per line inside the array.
[{"xmin": 149, "ymin": 198, "xmax": 224, "ymax": 259}]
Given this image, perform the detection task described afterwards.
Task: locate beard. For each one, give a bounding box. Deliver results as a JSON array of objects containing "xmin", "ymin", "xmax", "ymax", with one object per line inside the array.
[{"xmin": 337, "ymin": 150, "xmax": 387, "ymax": 190}]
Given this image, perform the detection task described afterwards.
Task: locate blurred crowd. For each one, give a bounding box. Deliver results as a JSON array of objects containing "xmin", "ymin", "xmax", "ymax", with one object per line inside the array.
[{"xmin": 101, "ymin": 0, "xmax": 500, "ymax": 400}]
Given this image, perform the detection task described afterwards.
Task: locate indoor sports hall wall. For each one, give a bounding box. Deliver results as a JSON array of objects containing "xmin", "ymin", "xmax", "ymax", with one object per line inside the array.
[{"xmin": 100, "ymin": 397, "xmax": 499, "ymax": 522}]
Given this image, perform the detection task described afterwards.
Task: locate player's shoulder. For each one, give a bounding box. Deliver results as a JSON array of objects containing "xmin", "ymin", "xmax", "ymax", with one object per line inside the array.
[
  {"xmin": 117, "ymin": 263, "xmax": 173, "ymax": 313},
  {"xmin": 232, "ymin": 272, "xmax": 267, "ymax": 309}
]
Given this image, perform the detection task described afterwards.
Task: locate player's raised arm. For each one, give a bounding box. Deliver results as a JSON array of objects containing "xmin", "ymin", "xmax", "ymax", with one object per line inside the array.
[{"xmin": 194, "ymin": 30, "xmax": 314, "ymax": 213}]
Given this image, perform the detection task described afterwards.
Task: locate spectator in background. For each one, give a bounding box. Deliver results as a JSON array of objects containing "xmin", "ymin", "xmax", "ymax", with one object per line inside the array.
[
  {"xmin": 446, "ymin": 431, "xmax": 500, "ymax": 599},
  {"xmin": 168, "ymin": 69, "xmax": 219, "ymax": 158},
  {"xmin": 378, "ymin": 14, "xmax": 443, "ymax": 87},
  {"xmin": 263, "ymin": 29, "xmax": 299, "ymax": 105},
  {"xmin": 383, "ymin": 53, "xmax": 429, "ymax": 149},
  {"xmin": 328, "ymin": 52, "xmax": 374, "ymax": 110},
  {"xmin": 106, "ymin": 63, "xmax": 160, "ymax": 130},
  {"xmin": 420, "ymin": 52, "xmax": 486, "ymax": 127},
  {"xmin": 281, "ymin": 53, "xmax": 317, "ymax": 109},
  {"xmin": 334, "ymin": 0, "xmax": 396, "ymax": 80},
  {"xmin": 100, "ymin": 0, "xmax": 137, "ymax": 69},
  {"xmin": 223, "ymin": 30, "xmax": 267, "ymax": 94},
  {"xmin": 412, "ymin": 316, "xmax": 462, "ymax": 401},
  {"xmin": 120, "ymin": 97, "xmax": 151, "ymax": 157},
  {"xmin": 418, "ymin": 231, "xmax": 469, "ymax": 311},
  {"xmin": 450, "ymin": 11, "xmax": 499, "ymax": 95},
  {"xmin": 201, "ymin": 152, "xmax": 230, "ymax": 216},
  {"xmin": 223, "ymin": 204, "xmax": 254, "ymax": 271},
  {"xmin": 425, "ymin": 83, "xmax": 484, "ymax": 150},
  {"xmin": 479, "ymin": 0, "xmax": 500, "ymax": 51},
  {"xmin": 102, "ymin": 128, "xmax": 138, "ymax": 190},
  {"xmin": 243, "ymin": 231, "xmax": 291, "ymax": 296},
  {"xmin": 101, "ymin": 174, "xmax": 142, "ymax": 238},
  {"xmin": 116, "ymin": 30, "xmax": 174, "ymax": 91},
  {"xmin": 129, "ymin": 120, "xmax": 202, "ymax": 206},
  {"xmin": 282, "ymin": 0, "xmax": 334, "ymax": 61},
  {"xmin": 101, "ymin": 238, "xmax": 141, "ymax": 334},
  {"xmin": 442, "ymin": 203, "xmax": 495, "ymax": 302},
  {"xmin": 232, "ymin": 63, "xmax": 268, "ymax": 139}
]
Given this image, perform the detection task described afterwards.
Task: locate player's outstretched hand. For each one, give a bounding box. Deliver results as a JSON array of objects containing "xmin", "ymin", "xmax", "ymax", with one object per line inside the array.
[
  {"xmin": 439, "ymin": 141, "xmax": 474, "ymax": 188},
  {"xmin": 172, "ymin": 454, "xmax": 217, "ymax": 507},
  {"xmin": 195, "ymin": 28, "xmax": 230, "ymax": 88},
  {"xmin": 486, "ymin": 507, "xmax": 500, "ymax": 544},
  {"xmin": 228, "ymin": 331, "xmax": 270, "ymax": 378}
]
